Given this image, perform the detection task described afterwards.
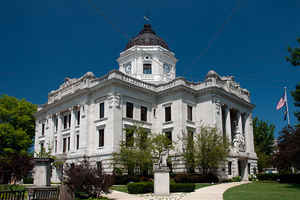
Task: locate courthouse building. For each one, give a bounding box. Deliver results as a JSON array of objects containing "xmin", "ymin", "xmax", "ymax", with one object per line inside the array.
[{"xmin": 34, "ymin": 24, "xmax": 257, "ymax": 182}]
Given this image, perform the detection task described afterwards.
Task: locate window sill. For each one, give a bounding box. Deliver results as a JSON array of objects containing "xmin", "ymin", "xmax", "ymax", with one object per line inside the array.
[
  {"xmin": 39, "ymin": 135, "xmax": 45, "ymax": 139},
  {"xmin": 61, "ymin": 128, "xmax": 70, "ymax": 133},
  {"xmin": 75, "ymin": 125, "xmax": 80, "ymax": 129},
  {"xmin": 97, "ymin": 146, "xmax": 104, "ymax": 150},
  {"xmin": 186, "ymin": 120, "xmax": 195, "ymax": 125},
  {"xmin": 163, "ymin": 121, "xmax": 173, "ymax": 125},
  {"xmin": 123, "ymin": 117, "xmax": 152, "ymax": 126},
  {"xmin": 94, "ymin": 117, "xmax": 108, "ymax": 123}
]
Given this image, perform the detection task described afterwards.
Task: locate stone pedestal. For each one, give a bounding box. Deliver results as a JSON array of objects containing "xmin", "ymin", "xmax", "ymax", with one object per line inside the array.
[
  {"xmin": 33, "ymin": 158, "xmax": 54, "ymax": 186},
  {"xmin": 154, "ymin": 166, "xmax": 170, "ymax": 195}
]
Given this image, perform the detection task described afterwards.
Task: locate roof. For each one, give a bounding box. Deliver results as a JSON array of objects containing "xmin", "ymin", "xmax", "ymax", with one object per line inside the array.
[{"xmin": 125, "ymin": 24, "xmax": 170, "ymax": 50}]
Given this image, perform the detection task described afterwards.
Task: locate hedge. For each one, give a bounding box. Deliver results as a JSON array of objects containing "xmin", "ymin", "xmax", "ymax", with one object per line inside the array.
[
  {"xmin": 174, "ymin": 173, "xmax": 219, "ymax": 183},
  {"xmin": 257, "ymin": 173, "xmax": 300, "ymax": 184},
  {"xmin": 113, "ymin": 175, "xmax": 153, "ymax": 185},
  {"xmin": 170, "ymin": 183, "xmax": 195, "ymax": 192},
  {"xmin": 127, "ymin": 182, "xmax": 153, "ymax": 194},
  {"xmin": 127, "ymin": 182, "xmax": 195, "ymax": 194}
]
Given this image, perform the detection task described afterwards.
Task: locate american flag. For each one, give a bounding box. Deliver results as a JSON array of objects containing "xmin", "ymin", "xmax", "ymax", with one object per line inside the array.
[{"xmin": 276, "ymin": 94, "xmax": 286, "ymax": 110}]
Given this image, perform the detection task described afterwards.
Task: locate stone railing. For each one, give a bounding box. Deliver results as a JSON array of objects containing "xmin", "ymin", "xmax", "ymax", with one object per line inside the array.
[{"xmin": 46, "ymin": 70, "xmax": 250, "ymax": 105}]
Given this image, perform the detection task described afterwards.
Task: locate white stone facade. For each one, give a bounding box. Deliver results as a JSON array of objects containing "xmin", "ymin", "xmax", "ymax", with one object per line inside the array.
[{"xmin": 34, "ymin": 24, "xmax": 257, "ymax": 182}]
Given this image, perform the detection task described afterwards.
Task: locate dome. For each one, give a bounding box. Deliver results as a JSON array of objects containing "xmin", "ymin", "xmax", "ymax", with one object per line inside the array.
[
  {"xmin": 125, "ymin": 24, "xmax": 169, "ymax": 50},
  {"xmin": 206, "ymin": 70, "xmax": 219, "ymax": 79}
]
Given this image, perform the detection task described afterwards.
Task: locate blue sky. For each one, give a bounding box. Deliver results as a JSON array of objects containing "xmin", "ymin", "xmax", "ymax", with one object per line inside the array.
[{"xmin": 0, "ymin": 0, "xmax": 299, "ymax": 136}]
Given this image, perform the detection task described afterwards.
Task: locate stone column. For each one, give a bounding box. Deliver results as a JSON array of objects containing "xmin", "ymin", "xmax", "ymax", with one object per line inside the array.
[
  {"xmin": 237, "ymin": 111, "xmax": 243, "ymax": 135},
  {"xmin": 225, "ymin": 107, "xmax": 232, "ymax": 142},
  {"xmin": 70, "ymin": 108, "xmax": 76, "ymax": 152},
  {"xmin": 57, "ymin": 115, "xmax": 62, "ymax": 154}
]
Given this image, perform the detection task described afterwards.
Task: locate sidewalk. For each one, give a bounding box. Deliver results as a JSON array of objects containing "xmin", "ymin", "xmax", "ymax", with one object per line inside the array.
[
  {"xmin": 182, "ymin": 181, "xmax": 249, "ymax": 200},
  {"xmin": 105, "ymin": 181, "xmax": 249, "ymax": 200}
]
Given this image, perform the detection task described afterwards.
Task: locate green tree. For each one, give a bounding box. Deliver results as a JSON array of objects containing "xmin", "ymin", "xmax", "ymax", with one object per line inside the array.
[
  {"xmin": 113, "ymin": 126, "xmax": 153, "ymax": 176},
  {"xmin": 286, "ymin": 38, "xmax": 300, "ymax": 66},
  {"xmin": 182, "ymin": 127, "xmax": 230, "ymax": 175},
  {"xmin": 291, "ymin": 84, "xmax": 300, "ymax": 123},
  {"xmin": 287, "ymin": 38, "xmax": 300, "ymax": 123},
  {"xmin": 0, "ymin": 95, "xmax": 37, "ymax": 183},
  {"xmin": 252, "ymin": 117, "xmax": 275, "ymax": 172}
]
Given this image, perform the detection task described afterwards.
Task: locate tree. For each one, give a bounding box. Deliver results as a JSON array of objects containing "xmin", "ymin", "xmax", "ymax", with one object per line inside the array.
[
  {"xmin": 274, "ymin": 126, "xmax": 300, "ymax": 172},
  {"xmin": 113, "ymin": 126, "xmax": 153, "ymax": 176},
  {"xmin": 252, "ymin": 117, "xmax": 275, "ymax": 172},
  {"xmin": 64, "ymin": 156, "xmax": 113, "ymax": 199},
  {"xmin": 112, "ymin": 126, "xmax": 173, "ymax": 176},
  {"xmin": 0, "ymin": 95, "xmax": 37, "ymax": 183},
  {"xmin": 287, "ymin": 38, "xmax": 300, "ymax": 122},
  {"xmin": 291, "ymin": 84, "xmax": 300, "ymax": 123},
  {"xmin": 182, "ymin": 127, "xmax": 230, "ymax": 175},
  {"xmin": 286, "ymin": 38, "xmax": 300, "ymax": 66}
]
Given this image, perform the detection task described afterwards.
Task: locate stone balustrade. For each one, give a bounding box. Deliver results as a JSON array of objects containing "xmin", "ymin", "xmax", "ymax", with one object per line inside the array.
[{"xmin": 46, "ymin": 70, "xmax": 250, "ymax": 106}]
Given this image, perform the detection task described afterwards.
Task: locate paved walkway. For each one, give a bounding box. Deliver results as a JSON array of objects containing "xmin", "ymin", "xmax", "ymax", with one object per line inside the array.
[
  {"xmin": 182, "ymin": 181, "xmax": 249, "ymax": 200},
  {"xmin": 105, "ymin": 181, "xmax": 249, "ymax": 200}
]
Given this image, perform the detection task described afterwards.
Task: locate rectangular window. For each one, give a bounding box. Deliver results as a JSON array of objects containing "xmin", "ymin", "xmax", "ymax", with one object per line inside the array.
[
  {"xmin": 100, "ymin": 102, "xmax": 105, "ymax": 119},
  {"xmin": 42, "ymin": 123, "xmax": 45, "ymax": 136},
  {"xmin": 126, "ymin": 102, "xmax": 134, "ymax": 118},
  {"xmin": 68, "ymin": 113, "xmax": 71, "ymax": 128},
  {"xmin": 63, "ymin": 138, "xmax": 67, "ymax": 153},
  {"xmin": 248, "ymin": 163, "xmax": 251, "ymax": 174},
  {"xmin": 165, "ymin": 131, "xmax": 172, "ymax": 145},
  {"xmin": 228, "ymin": 161, "xmax": 232, "ymax": 175},
  {"xmin": 63, "ymin": 115, "xmax": 68, "ymax": 129},
  {"xmin": 141, "ymin": 106, "xmax": 147, "ymax": 122},
  {"xmin": 77, "ymin": 110, "xmax": 80, "ymax": 125},
  {"xmin": 187, "ymin": 105, "xmax": 193, "ymax": 121},
  {"xmin": 143, "ymin": 63, "xmax": 152, "ymax": 74},
  {"xmin": 67, "ymin": 137, "xmax": 70, "ymax": 151},
  {"xmin": 54, "ymin": 117, "xmax": 58, "ymax": 132},
  {"xmin": 96, "ymin": 161, "xmax": 102, "ymax": 171},
  {"xmin": 98, "ymin": 129, "xmax": 104, "ymax": 147},
  {"xmin": 54, "ymin": 138, "xmax": 57, "ymax": 153},
  {"xmin": 76, "ymin": 135, "xmax": 79, "ymax": 150},
  {"xmin": 126, "ymin": 129, "xmax": 134, "ymax": 147},
  {"xmin": 40, "ymin": 142, "xmax": 44, "ymax": 153},
  {"xmin": 165, "ymin": 106, "xmax": 171, "ymax": 122}
]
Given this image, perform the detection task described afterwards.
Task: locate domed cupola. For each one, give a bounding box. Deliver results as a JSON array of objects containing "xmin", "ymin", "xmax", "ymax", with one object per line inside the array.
[
  {"xmin": 125, "ymin": 24, "xmax": 170, "ymax": 51},
  {"xmin": 117, "ymin": 24, "xmax": 177, "ymax": 84}
]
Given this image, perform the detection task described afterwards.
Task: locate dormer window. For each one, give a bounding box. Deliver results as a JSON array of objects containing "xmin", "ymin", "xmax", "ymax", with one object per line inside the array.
[{"xmin": 143, "ymin": 63, "xmax": 152, "ymax": 74}]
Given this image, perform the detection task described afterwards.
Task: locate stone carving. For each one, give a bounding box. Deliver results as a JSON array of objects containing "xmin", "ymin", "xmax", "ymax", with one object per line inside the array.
[
  {"xmin": 213, "ymin": 97, "xmax": 221, "ymax": 115},
  {"xmin": 108, "ymin": 94, "xmax": 120, "ymax": 108},
  {"xmin": 159, "ymin": 151, "xmax": 168, "ymax": 168},
  {"xmin": 233, "ymin": 130, "xmax": 246, "ymax": 152}
]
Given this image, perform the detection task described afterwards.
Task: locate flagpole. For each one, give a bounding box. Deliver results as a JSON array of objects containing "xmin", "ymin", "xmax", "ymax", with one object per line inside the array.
[{"xmin": 284, "ymin": 86, "xmax": 291, "ymax": 126}]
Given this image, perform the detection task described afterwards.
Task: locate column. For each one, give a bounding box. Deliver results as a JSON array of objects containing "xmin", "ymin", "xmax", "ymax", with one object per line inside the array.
[
  {"xmin": 70, "ymin": 108, "xmax": 76, "ymax": 152},
  {"xmin": 225, "ymin": 107, "xmax": 232, "ymax": 142},
  {"xmin": 237, "ymin": 111, "xmax": 243, "ymax": 135},
  {"xmin": 57, "ymin": 114, "xmax": 62, "ymax": 154}
]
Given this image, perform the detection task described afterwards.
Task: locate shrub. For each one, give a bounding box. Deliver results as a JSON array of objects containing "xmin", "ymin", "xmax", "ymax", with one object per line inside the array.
[
  {"xmin": 257, "ymin": 173, "xmax": 279, "ymax": 181},
  {"xmin": 127, "ymin": 182, "xmax": 153, "ymax": 194},
  {"xmin": 170, "ymin": 183, "xmax": 195, "ymax": 192},
  {"xmin": 174, "ymin": 173, "xmax": 218, "ymax": 183},
  {"xmin": 279, "ymin": 174, "xmax": 300, "ymax": 184},
  {"xmin": 64, "ymin": 156, "xmax": 113, "ymax": 199},
  {"xmin": 23, "ymin": 176, "xmax": 33, "ymax": 184},
  {"xmin": 248, "ymin": 174, "xmax": 257, "ymax": 181},
  {"xmin": 112, "ymin": 175, "xmax": 141, "ymax": 185}
]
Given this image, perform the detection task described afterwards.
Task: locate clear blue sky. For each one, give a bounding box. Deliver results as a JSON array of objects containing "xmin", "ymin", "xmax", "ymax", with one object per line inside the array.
[{"xmin": 1, "ymin": 0, "xmax": 299, "ymax": 136}]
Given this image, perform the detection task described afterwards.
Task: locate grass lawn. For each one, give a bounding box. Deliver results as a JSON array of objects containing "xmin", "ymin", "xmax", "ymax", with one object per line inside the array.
[
  {"xmin": 110, "ymin": 183, "xmax": 212, "ymax": 193},
  {"xmin": 223, "ymin": 181, "xmax": 300, "ymax": 200},
  {"xmin": 110, "ymin": 185, "xmax": 128, "ymax": 193},
  {"xmin": 195, "ymin": 183, "xmax": 212, "ymax": 190}
]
